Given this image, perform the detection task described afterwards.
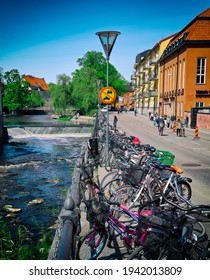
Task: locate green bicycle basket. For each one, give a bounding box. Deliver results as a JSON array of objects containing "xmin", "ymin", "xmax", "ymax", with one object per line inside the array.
[{"xmin": 154, "ymin": 150, "xmax": 175, "ymax": 165}]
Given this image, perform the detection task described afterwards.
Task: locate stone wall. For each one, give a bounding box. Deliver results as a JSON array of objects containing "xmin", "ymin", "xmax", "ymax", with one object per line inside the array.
[{"xmin": 197, "ymin": 113, "xmax": 210, "ymax": 130}]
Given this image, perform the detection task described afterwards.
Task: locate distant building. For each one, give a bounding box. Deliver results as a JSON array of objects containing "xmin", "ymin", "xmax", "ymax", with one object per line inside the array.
[
  {"xmin": 23, "ymin": 75, "xmax": 51, "ymax": 111},
  {"xmin": 132, "ymin": 36, "xmax": 174, "ymax": 116}
]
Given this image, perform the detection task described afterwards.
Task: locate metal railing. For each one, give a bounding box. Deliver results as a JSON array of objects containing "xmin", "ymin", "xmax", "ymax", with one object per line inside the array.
[{"xmin": 48, "ymin": 114, "xmax": 103, "ymax": 260}]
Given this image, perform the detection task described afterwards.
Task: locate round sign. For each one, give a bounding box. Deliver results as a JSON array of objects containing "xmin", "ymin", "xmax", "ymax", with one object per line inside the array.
[{"xmin": 99, "ymin": 86, "xmax": 117, "ymax": 104}]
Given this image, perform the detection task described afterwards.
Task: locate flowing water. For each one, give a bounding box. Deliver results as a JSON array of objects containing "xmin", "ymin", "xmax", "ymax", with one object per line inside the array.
[{"xmin": 0, "ymin": 115, "xmax": 92, "ymax": 245}]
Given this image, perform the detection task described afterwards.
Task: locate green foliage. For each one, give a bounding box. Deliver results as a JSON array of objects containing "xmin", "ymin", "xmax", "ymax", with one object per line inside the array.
[
  {"xmin": 48, "ymin": 74, "xmax": 73, "ymax": 116},
  {"xmin": 0, "ymin": 218, "xmax": 53, "ymax": 260},
  {"xmin": 2, "ymin": 69, "xmax": 46, "ymax": 113},
  {"xmin": 1, "ymin": 51, "xmax": 129, "ymax": 116},
  {"xmin": 71, "ymin": 51, "xmax": 128, "ymax": 115}
]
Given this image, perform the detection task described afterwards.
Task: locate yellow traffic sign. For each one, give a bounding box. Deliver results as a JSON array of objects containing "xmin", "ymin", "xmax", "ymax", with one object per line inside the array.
[{"xmin": 99, "ymin": 86, "xmax": 117, "ymax": 104}]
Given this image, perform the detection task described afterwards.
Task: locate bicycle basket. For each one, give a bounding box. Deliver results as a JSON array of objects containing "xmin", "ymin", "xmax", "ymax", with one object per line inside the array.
[
  {"xmin": 122, "ymin": 165, "xmax": 145, "ymax": 185},
  {"xmin": 85, "ymin": 199, "xmax": 110, "ymax": 224},
  {"xmin": 154, "ymin": 150, "xmax": 175, "ymax": 165}
]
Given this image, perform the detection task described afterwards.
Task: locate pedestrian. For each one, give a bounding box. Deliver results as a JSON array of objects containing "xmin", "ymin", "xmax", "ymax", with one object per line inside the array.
[
  {"xmin": 157, "ymin": 116, "xmax": 164, "ymax": 136},
  {"xmin": 134, "ymin": 108, "xmax": 137, "ymax": 116},
  {"xmin": 176, "ymin": 118, "xmax": 182, "ymax": 137},
  {"xmin": 113, "ymin": 115, "xmax": 118, "ymax": 128},
  {"xmin": 154, "ymin": 115, "xmax": 158, "ymax": 126},
  {"xmin": 185, "ymin": 115, "xmax": 189, "ymax": 127},
  {"xmin": 75, "ymin": 111, "xmax": 80, "ymax": 119},
  {"xmin": 181, "ymin": 118, "xmax": 186, "ymax": 137},
  {"xmin": 170, "ymin": 115, "xmax": 176, "ymax": 129},
  {"xmin": 166, "ymin": 115, "xmax": 170, "ymax": 128}
]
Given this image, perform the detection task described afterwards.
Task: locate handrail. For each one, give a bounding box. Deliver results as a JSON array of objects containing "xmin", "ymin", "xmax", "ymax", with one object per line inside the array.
[{"xmin": 47, "ymin": 116, "xmax": 99, "ymax": 259}]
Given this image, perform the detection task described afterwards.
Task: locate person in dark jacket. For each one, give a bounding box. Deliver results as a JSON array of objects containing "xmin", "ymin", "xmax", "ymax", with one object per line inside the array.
[
  {"xmin": 113, "ymin": 115, "xmax": 118, "ymax": 128},
  {"xmin": 157, "ymin": 117, "xmax": 164, "ymax": 136}
]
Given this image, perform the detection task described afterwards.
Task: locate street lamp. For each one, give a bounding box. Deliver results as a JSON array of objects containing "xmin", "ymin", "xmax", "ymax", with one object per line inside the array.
[{"xmin": 96, "ymin": 31, "xmax": 120, "ymax": 163}]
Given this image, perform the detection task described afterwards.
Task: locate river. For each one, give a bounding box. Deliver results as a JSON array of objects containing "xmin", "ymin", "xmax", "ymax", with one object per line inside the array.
[{"xmin": 0, "ymin": 114, "xmax": 92, "ymax": 251}]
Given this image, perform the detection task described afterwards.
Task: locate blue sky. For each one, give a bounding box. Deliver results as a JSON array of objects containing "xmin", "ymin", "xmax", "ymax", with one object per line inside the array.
[{"xmin": 0, "ymin": 0, "xmax": 209, "ymax": 83}]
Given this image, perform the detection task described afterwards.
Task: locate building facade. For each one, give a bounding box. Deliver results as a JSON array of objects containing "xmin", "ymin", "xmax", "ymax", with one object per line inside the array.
[
  {"xmin": 132, "ymin": 8, "xmax": 210, "ymax": 128},
  {"xmin": 159, "ymin": 8, "xmax": 210, "ymax": 125},
  {"xmin": 132, "ymin": 36, "xmax": 174, "ymax": 116}
]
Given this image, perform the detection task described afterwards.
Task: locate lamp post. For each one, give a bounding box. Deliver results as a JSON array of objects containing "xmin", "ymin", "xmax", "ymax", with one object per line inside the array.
[{"xmin": 96, "ymin": 31, "xmax": 120, "ymax": 163}]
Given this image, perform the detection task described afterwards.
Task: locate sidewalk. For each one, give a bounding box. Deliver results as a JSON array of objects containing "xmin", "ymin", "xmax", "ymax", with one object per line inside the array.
[{"xmin": 110, "ymin": 111, "xmax": 210, "ymax": 141}]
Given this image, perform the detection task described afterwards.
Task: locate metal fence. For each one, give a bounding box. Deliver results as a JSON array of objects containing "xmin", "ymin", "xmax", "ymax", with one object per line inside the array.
[{"xmin": 47, "ymin": 113, "xmax": 104, "ymax": 260}]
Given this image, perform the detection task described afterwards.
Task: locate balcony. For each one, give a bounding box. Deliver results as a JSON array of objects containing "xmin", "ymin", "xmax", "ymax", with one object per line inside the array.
[
  {"xmin": 143, "ymin": 63, "xmax": 150, "ymax": 70},
  {"xmin": 149, "ymin": 57, "xmax": 158, "ymax": 65},
  {"xmin": 142, "ymin": 78, "xmax": 149, "ymax": 84},
  {"xmin": 148, "ymin": 73, "xmax": 158, "ymax": 81},
  {"xmin": 148, "ymin": 90, "xmax": 158, "ymax": 97},
  {"xmin": 143, "ymin": 92, "xmax": 149, "ymax": 98}
]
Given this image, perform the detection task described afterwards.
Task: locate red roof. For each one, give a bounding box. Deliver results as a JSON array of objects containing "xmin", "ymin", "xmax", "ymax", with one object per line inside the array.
[
  {"xmin": 24, "ymin": 75, "xmax": 49, "ymax": 91},
  {"xmin": 168, "ymin": 8, "xmax": 210, "ymax": 46}
]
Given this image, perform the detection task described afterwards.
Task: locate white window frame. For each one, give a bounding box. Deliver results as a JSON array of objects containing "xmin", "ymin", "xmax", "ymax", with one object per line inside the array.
[
  {"xmin": 196, "ymin": 58, "xmax": 206, "ymax": 84},
  {"xmin": 195, "ymin": 102, "xmax": 204, "ymax": 107}
]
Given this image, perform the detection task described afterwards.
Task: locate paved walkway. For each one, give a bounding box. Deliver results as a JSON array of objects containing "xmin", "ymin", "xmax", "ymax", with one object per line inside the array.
[{"xmin": 109, "ymin": 110, "xmax": 210, "ymax": 141}]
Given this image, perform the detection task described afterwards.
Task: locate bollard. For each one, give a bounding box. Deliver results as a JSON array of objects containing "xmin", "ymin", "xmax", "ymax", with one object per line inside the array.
[
  {"xmin": 173, "ymin": 120, "xmax": 176, "ymax": 132},
  {"xmin": 194, "ymin": 125, "xmax": 200, "ymax": 139}
]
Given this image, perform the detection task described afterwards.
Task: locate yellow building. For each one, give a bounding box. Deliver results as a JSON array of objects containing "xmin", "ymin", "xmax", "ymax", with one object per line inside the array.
[{"xmin": 132, "ymin": 35, "xmax": 174, "ymax": 116}]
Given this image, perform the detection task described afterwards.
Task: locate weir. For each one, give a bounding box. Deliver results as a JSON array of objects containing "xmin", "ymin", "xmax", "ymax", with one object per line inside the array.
[{"xmin": 6, "ymin": 126, "xmax": 93, "ymax": 138}]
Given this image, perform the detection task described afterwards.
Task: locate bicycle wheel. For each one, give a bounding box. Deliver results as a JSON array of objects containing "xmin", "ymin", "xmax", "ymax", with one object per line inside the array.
[
  {"xmin": 112, "ymin": 185, "xmax": 150, "ymax": 227},
  {"xmin": 177, "ymin": 181, "xmax": 192, "ymax": 200},
  {"xmin": 115, "ymin": 185, "xmax": 150, "ymax": 208},
  {"xmin": 76, "ymin": 229, "xmax": 107, "ymax": 260},
  {"xmin": 164, "ymin": 181, "xmax": 192, "ymax": 206},
  {"xmin": 102, "ymin": 177, "xmax": 124, "ymax": 200}
]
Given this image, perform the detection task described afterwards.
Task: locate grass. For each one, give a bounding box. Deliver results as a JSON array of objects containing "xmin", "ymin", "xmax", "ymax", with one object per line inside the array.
[
  {"xmin": 57, "ymin": 116, "xmax": 73, "ymax": 121},
  {"xmin": 0, "ymin": 218, "xmax": 54, "ymax": 260}
]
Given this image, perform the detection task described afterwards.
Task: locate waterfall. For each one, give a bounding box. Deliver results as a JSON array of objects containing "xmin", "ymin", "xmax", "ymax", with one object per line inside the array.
[{"xmin": 7, "ymin": 126, "xmax": 93, "ymax": 138}]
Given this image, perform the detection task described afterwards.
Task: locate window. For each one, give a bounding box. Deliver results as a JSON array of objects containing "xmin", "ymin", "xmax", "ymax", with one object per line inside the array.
[
  {"xmin": 196, "ymin": 58, "xmax": 206, "ymax": 84},
  {"xmin": 195, "ymin": 102, "xmax": 204, "ymax": 107}
]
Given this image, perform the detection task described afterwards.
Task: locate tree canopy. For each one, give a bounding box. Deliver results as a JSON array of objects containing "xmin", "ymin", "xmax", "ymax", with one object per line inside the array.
[
  {"xmin": 70, "ymin": 51, "xmax": 128, "ymax": 115},
  {"xmin": 2, "ymin": 69, "xmax": 45, "ymax": 113},
  {"xmin": 1, "ymin": 51, "xmax": 129, "ymax": 115}
]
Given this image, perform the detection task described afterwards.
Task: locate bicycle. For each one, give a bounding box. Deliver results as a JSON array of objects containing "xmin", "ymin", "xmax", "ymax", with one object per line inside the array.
[
  {"xmin": 77, "ymin": 166, "xmax": 163, "ymax": 260},
  {"xmin": 127, "ymin": 186, "xmax": 210, "ymax": 260}
]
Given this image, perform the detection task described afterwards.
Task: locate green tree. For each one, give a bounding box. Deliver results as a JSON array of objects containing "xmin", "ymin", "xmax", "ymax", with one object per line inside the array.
[
  {"xmin": 71, "ymin": 67, "xmax": 98, "ymax": 115},
  {"xmin": 2, "ymin": 69, "xmax": 45, "ymax": 113},
  {"xmin": 71, "ymin": 51, "xmax": 128, "ymax": 115},
  {"xmin": 3, "ymin": 69, "xmax": 29, "ymax": 112},
  {"xmin": 48, "ymin": 74, "xmax": 72, "ymax": 115}
]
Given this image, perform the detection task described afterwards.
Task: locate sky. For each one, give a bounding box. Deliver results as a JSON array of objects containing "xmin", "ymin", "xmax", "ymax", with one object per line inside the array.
[{"xmin": 0, "ymin": 0, "xmax": 210, "ymax": 84}]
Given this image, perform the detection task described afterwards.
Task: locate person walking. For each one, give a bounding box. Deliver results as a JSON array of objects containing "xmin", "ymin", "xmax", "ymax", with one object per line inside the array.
[
  {"xmin": 166, "ymin": 115, "xmax": 170, "ymax": 128},
  {"xmin": 157, "ymin": 116, "xmax": 164, "ymax": 136},
  {"xmin": 185, "ymin": 115, "xmax": 189, "ymax": 127},
  {"xmin": 113, "ymin": 115, "xmax": 118, "ymax": 128},
  {"xmin": 170, "ymin": 115, "xmax": 176, "ymax": 129},
  {"xmin": 176, "ymin": 118, "xmax": 182, "ymax": 137}
]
